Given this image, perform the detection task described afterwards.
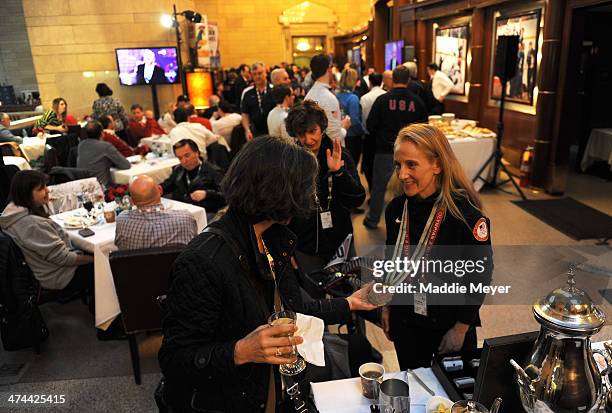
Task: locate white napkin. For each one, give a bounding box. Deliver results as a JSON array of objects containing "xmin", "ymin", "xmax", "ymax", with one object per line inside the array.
[{"xmin": 295, "ymin": 313, "xmax": 325, "ymax": 366}]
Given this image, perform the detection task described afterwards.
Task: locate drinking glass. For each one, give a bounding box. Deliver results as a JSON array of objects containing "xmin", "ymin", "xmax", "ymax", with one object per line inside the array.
[{"xmin": 268, "ymin": 310, "xmax": 306, "ymax": 376}]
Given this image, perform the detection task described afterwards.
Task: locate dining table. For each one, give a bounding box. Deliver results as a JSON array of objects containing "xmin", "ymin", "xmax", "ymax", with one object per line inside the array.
[
  {"xmin": 111, "ymin": 154, "xmax": 179, "ymax": 185},
  {"xmin": 49, "ymin": 198, "xmax": 207, "ymax": 329}
]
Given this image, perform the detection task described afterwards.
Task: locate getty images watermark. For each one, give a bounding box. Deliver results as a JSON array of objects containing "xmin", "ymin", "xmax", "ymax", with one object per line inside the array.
[{"xmin": 370, "ymin": 256, "xmax": 511, "ymax": 296}]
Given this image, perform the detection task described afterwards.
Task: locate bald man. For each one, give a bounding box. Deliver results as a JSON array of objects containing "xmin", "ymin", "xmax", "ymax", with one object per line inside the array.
[
  {"xmin": 260, "ymin": 68, "xmax": 292, "ymax": 131},
  {"xmin": 382, "ymin": 70, "xmax": 393, "ymax": 91},
  {"xmin": 114, "ymin": 175, "xmax": 197, "ymax": 250}
]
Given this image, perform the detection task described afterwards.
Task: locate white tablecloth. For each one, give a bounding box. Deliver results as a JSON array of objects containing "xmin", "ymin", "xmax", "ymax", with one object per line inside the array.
[
  {"xmin": 450, "ymin": 137, "xmax": 496, "ymax": 191},
  {"xmin": 312, "ymin": 368, "xmax": 448, "ymax": 413},
  {"xmin": 50, "ymin": 198, "xmax": 207, "ymax": 329},
  {"xmin": 581, "ymin": 128, "xmax": 612, "ymax": 172},
  {"xmin": 111, "ymin": 156, "xmax": 179, "ymax": 184},
  {"xmin": 3, "ymin": 156, "xmax": 31, "ymax": 170},
  {"xmin": 19, "ymin": 137, "xmax": 45, "ymax": 161},
  {"xmin": 140, "ymin": 136, "xmax": 173, "ymax": 154}
]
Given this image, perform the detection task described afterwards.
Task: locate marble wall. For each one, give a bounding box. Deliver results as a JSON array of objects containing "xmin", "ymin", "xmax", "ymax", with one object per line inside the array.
[{"xmin": 22, "ymin": 0, "xmax": 371, "ymax": 116}]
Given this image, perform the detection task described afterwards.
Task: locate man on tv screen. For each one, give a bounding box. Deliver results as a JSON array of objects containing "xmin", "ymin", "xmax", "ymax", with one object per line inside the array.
[{"xmin": 136, "ymin": 49, "xmax": 167, "ymax": 84}]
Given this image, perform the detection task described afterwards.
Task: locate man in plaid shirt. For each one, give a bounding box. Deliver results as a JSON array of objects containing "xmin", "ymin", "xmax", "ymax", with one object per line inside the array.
[{"xmin": 115, "ymin": 175, "xmax": 197, "ymax": 250}]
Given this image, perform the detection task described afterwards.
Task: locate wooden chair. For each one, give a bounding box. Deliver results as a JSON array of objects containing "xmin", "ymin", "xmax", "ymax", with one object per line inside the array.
[{"xmin": 109, "ymin": 246, "xmax": 184, "ymax": 384}]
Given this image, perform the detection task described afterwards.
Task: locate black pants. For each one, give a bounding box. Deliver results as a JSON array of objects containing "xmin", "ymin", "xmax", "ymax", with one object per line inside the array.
[
  {"xmin": 392, "ymin": 325, "xmax": 477, "ymax": 370},
  {"xmin": 345, "ymin": 135, "xmax": 363, "ymax": 168},
  {"xmin": 62, "ymin": 263, "xmax": 94, "ymax": 295},
  {"xmin": 361, "ymin": 133, "xmax": 376, "ymax": 191}
]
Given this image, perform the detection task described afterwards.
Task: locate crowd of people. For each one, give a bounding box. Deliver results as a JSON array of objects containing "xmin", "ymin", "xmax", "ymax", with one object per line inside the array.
[{"xmin": 1, "ymin": 53, "xmax": 488, "ymax": 411}]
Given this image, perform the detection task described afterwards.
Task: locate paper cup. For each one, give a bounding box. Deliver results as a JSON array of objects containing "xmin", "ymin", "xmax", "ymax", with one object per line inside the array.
[{"xmin": 359, "ymin": 362, "xmax": 385, "ymax": 399}]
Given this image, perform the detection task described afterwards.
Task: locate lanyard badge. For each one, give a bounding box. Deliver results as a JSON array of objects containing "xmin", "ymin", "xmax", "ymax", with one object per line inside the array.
[{"xmin": 319, "ymin": 175, "xmax": 334, "ymax": 229}]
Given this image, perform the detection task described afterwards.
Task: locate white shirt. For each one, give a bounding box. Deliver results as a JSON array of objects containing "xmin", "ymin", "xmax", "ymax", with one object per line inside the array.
[
  {"xmin": 432, "ymin": 70, "xmax": 454, "ymax": 101},
  {"xmin": 210, "ymin": 113, "xmax": 242, "ymax": 143},
  {"xmin": 267, "ymin": 106, "xmax": 292, "ymax": 142},
  {"xmin": 168, "ymin": 122, "xmax": 229, "ymax": 158},
  {"xmin": 360, "ymin": 86, "xmax": 387, "ymax": 129},
  {"xmin": 304, "ymin": 81, "xmax": 347, "ymax": 145},
  {"xmin": 144, "ymin": 64, "xmax": 155, "ymax": 83}
]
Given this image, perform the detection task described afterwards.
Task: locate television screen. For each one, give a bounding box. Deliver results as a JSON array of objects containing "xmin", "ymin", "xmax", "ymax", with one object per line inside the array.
[
  {"xmin": 115, "ymin": 47, "xmax": 179, "ymax": 86},
  {"xmin": 385, "ymin": 40, "xmax": 404, "ymax": 71}
]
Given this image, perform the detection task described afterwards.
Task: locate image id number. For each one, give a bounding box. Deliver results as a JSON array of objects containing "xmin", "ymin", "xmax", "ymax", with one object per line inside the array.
[{"xmin": 8, "ymin": 394, "xmax": 66, "ymax": 404}]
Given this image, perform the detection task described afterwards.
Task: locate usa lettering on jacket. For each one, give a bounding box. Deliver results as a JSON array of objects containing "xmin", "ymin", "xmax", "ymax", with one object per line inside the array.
[{"xmin": 388, "ymin": 99, "xmax": 416, "ymax": 112}]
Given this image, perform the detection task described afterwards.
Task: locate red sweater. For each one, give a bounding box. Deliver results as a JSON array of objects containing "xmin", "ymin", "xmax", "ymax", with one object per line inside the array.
[
  {"xmin": 102, "ymin": 131, "xmax": 135, "ymax": 157},
  {"xmin": 127, "ymin": 118, "xmax": 166, "ymax": 144},
  {"xmin": 189, "ymin": 116, "xmax": 212, "ymax": 131}
]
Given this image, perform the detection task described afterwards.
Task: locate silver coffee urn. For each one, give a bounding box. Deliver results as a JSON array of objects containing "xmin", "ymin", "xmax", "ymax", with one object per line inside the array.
[{"xmin": 514, "ymin": 266, "xmax": 610, "ymax": 413}]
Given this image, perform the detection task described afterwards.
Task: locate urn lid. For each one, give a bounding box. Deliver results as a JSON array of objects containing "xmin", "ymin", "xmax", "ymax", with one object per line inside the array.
[{"xmin": 533, "ymin": 265, "xmax": 606, "ymax": 335}]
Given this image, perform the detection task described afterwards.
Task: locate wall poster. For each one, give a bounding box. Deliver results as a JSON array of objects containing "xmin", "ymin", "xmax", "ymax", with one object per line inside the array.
[
  {"xmin": 491, "ymin": 10, "xmax": 541, "ymax": 105},
  {"xmin": 434, "ymin": 24, "xmax": 469, "ymax": 95}
]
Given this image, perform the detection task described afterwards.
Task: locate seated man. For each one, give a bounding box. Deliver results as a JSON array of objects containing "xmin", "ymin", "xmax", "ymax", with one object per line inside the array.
[
  {"xmin": 168, "ymin": 106, "xmax": 229, "ymax": 161},
  {"xmin": 127, "ymin": 104, "xmax": 165, "ymax": 146},
  {"xmin": 0, "ymin": 113, "xmax": 22, "ymax": 144},
  {"xmin": 115, "ymin": 175, "xmax": 197, "ymax": 250},
  {"xmin": 185, "ymin": 103, "xmax": 212, "ymax": 131},
  {"xmin": 77, "ymin": 120, "xmax": 131, "ymax": 188},
  {"xmin": 161, "ymin": 139, "xmax": 226, "ymax": 220},
  {"xmin": 99, "ymin": 115, "xmax": 134, "ymax": 157},
  {"xmin": 202, "ymin": 95, "xmax": 220, "ymax": 119},
  {"xmin": 210, "ymin": 100, "xmax": 242, "ymax": 144}
]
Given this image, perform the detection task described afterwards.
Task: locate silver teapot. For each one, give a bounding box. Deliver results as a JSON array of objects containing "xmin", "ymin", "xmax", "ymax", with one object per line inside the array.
[{"xmin": 513, "ymin": 266, "xmax": 610, "ymax": 413}]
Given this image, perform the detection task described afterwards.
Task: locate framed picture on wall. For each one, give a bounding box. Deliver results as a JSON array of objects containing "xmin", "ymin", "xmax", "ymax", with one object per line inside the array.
[
  {"xmin": 491, "ymin": 9, "xmax": 541, "ymax": 106},
  {"xmin": 434, "ymin": 24, "xmax": 469, "ymax": 95}
]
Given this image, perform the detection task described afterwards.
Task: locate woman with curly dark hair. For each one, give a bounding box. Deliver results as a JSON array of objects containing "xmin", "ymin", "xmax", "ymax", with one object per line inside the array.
[
  {"xmin": 158, "ymin": 136, "xmax": 376, "ymax": 412},
  {"xmin": 286, "ymin": 100, "xmax": 366, "ymax": 268}
]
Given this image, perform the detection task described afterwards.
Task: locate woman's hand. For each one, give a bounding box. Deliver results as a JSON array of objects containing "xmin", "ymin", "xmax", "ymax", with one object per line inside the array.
[
  {"xmin": 346, "ymin": 283, "xmax": 378, "ymax": 312},
  {"xmin": 326, "ymin": 138, "xmax": 345, "ymax": 173},
  {"xmin": 234, "ymin": 324, "xmax": 304, "ymax": 366},
  {"xmin": 190, "ymin": 190, "xmax": 207, "ymax": 202},
  {"xmin": 381, "ymin": 306, "xmax": 392, "ymax": 341},
  {"xmin": 438, "ymin": 322, "xmax": 469, "ymax": 353}
]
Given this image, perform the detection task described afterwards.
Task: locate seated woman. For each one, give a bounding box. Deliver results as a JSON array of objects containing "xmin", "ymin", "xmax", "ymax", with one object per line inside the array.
[
  {"xmin": 381, "ymin": 124, "xmax": 493, "ymax": 369},
  {"xmin": 34, "ymin": 97, "xmax": 68, "ymax": 133},
  {"xmin": 158, "ymin": 136, "xmax": 376, "ymax": 412},
  {"xmin": 0, "ymin": 170, "xmax": 94, "ymax": 293},
  {"xmin": 286, "ymin": 100, "xmax": 366, "ymax": 268}
]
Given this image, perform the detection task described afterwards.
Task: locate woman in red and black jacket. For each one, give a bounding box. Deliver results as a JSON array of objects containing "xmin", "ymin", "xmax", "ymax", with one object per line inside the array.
[{"xmin": 381, "ymin": 123, "xmax": 493, "ymax": 369}]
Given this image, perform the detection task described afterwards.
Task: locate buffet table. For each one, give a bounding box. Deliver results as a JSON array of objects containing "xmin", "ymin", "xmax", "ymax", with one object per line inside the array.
[
  {"xmin": 449, "ymin": 137, "xmax": 495, "ymax": 192},
  {"xmin": 312, "ymin": 368, "xmax": 448, "ymax": 413},
  {"xmin": 49, "ymin": 198, "xmax": 206, "ymax": 329}
]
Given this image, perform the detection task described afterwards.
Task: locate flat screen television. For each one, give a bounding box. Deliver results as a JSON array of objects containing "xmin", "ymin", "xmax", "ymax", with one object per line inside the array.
[
  {"xmin": 385, "ymin": 40, "xmax": 404, "ymax": 71},
  {"xmin": 115, "ymin": 47, "xmax": 179, "ymax": 86}
]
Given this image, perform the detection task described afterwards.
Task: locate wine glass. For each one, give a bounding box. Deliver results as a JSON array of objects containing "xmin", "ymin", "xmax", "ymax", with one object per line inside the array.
[
  {"xmin": 83, "ymin": 194, "xmax": 94, "ymax": 218},
  {"xmin": 268, "ymin": 310, "xmax": 306, "ymax": 376}
]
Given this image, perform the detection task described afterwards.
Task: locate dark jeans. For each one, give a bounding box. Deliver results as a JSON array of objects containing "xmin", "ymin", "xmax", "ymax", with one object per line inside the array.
[
  {"xmin": 393, "ymin": 325, "xmax": 477, "ymax": 370},
  {"xmin": 361, "ymin": 134, "xmax": 376, "ymax": 191},
  {"xmin": 345, "ymin": 135, "xmax": 363, "ymax": 168},
  {"xmin": 365, "ymin": 153, "xmax": 394, "ymax": 226}
]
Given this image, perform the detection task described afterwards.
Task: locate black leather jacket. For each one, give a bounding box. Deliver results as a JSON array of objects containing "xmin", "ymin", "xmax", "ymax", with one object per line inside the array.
[
  {"xmin": 160, "ymin": 161, "xmax": 226, "ymax": 213},
  {"xmin": 158, "ymin": 209, "xmax": 351, "ymax": 412}
]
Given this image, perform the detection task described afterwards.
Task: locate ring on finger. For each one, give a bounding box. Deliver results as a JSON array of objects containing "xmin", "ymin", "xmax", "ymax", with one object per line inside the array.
[{"xmin": 275, "ymin": 347, "xmax": 282, "ymax": 357}]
